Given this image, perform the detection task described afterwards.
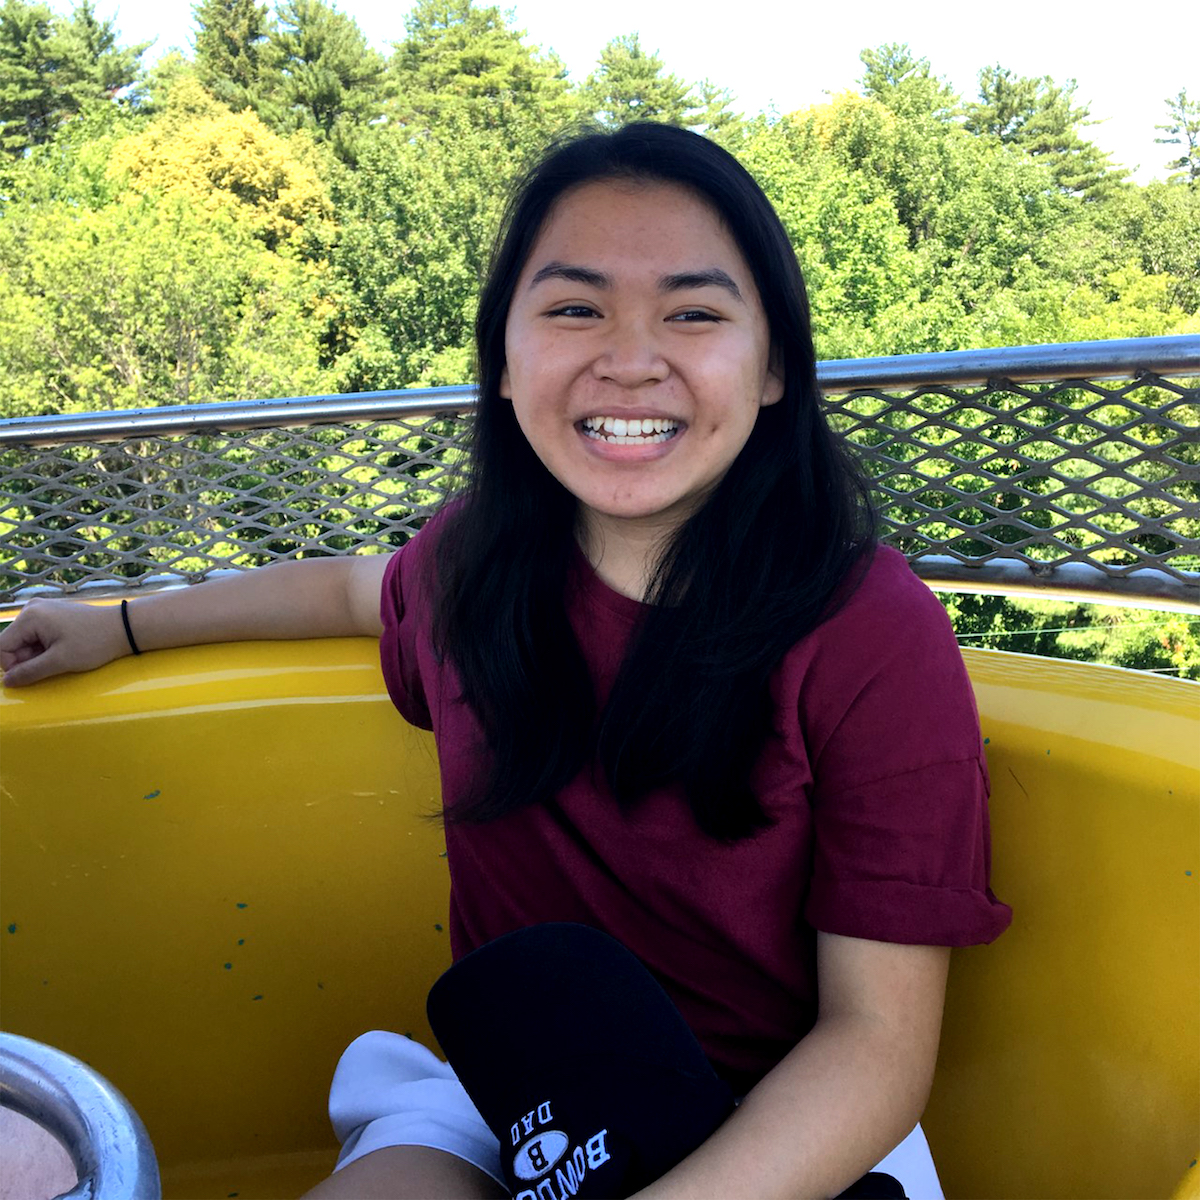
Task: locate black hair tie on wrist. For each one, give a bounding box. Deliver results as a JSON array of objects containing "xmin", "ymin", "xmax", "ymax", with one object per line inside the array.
[{"xmin": 120, "ymin": 599, "xmax": 142, "ymax": 656}]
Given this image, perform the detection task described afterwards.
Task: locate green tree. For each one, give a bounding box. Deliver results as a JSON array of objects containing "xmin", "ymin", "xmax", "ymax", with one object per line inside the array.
[
  {"xmin": 271, "ymin": 0, "xmax": 387, "ymax": 161},
  {"xmin": 581, "ymin": 33, "xmax": 695, "ymax": 128},
  {"xmin": 965, "ymin": 65, "xmax": 1127, "ymax": 200},
  {"xmin": 192, "ymin": 0, "xmax": 278, "ymax": 114},
  {"xmin": 0, "ymin": 0, "xmax": 145, "ymax": 156},
  {"xmin": 136, "ymin": 49, "xmax": 193, "ymax": 112},
  {"xmin": 735, "ymin": 111, "xmax": 920, "ymax": 357},
  {"xmin": 1155, "ymin": 88, "xmax": 1200, "ymax": 186},
  {"xmin": 1088, "ymin": 181, "xmax": 1200, "ymax": 312},
  {"xmin": 0, "ymin": 192, "xmax": 331, "ymax": 415},
  {"xmin": 389, "ymin": 0, "xmax": 574, "ymax": 145},
  {"xmin": 1, "ymin": 94, "xmax": 141, "ymax": 209},
  {"xmin": 751, "ymin": 68, "xmax": 1188, "ymax": 356},
  {"xmin": 327, "ymin": 113, "xmax": 517, "ymax": 390},
  {"xmin": 810, "ymin": 62, "xmax": 1154, "ymax": 348},
  {"xmin": 852, "ymin": 47, "xmax": 973, "ymax": 246},
  {"xmin": 943, "ymin": 593, "xmax": 1200, "ymax": 681},
  {"xmin": 691, "ymin": 78, "xmax": 741, "ymax": 138},
  {"xmin": 0, "ymin": 0, "xmax": 58, "ymax": 154},
  {"xmin": 57, "ymin": 0, "xmax": 148, "ymax": 101},
  {"xmin": 859, "ymin": 43, "xmax": 956, "ymax": 122}
]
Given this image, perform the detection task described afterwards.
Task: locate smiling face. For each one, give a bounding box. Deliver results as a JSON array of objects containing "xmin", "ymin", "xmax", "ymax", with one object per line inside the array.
[{"xmin": 500, "ymin": 179, "xmax": 783, "ymax": 560}]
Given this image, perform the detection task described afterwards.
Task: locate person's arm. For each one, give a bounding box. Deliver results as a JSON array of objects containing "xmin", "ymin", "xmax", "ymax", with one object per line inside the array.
[
  {"xmin": 633, "ymin": 933, "xmax": 950, "ymax": 1200},
  {"xmin": 0, "ymin": 554, "xmax": 392, "ymax": 687}
]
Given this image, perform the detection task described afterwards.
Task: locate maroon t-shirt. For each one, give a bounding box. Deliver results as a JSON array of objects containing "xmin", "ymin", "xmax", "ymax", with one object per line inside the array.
[{"xmin": 380, "ymin": 527, "xmax": 1011, "ymax": 1093}]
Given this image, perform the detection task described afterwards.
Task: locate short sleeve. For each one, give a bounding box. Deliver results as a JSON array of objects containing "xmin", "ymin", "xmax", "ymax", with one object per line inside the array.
[
  {"xmin": 799, "ymin": 550, "xmax": 1012, "ymax": 946},
  {"xmin": 379, "ymin": 537, "xmax": 434, "ymax": 731}
]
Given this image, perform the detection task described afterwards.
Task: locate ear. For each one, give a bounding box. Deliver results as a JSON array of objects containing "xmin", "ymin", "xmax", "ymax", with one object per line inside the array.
[
  {"xmin": 760, "ymin": 348, "xmax": 785, "ymax": 408},
  {"xmin": 499, "ymin": 365, "xmax": 512, "ymax": 399}
]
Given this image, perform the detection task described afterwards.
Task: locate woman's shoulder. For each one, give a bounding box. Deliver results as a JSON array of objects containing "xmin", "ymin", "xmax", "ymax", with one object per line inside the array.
[
  {"xmin": 781, "ymin": 545, "xmax": 982, "ymax": 779},
  {"xmin": 828, "ymin": 543, "xmax": 953, "ymax": 638},
  {"xmin": 779, "ymin": 543, "xmax": 965, "ymax": 698}
]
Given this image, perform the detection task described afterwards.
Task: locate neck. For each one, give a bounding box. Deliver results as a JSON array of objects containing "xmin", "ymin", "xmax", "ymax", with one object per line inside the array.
[{"xmin": 577, "ymin": 512, "xmax": 678, "ymax": 601}]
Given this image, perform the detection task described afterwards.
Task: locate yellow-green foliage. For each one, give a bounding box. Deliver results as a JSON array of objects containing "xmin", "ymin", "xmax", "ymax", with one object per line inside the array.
[
  {"xmin": 3, "ymin": 14, "xmax": 1198, "ymax": 410},
  {"xmin": 802, "ymin": 91, "xmax": 900, "ymax": 175},
  {"xmin": 0, "ymin": 193, "xmax": 332, "ymax": 415},
  {"xmin": 107, "ymin": 77, "xmax": 333, "ymax": 250}
]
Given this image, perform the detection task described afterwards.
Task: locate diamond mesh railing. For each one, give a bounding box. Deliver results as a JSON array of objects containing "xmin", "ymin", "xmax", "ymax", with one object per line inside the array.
[{"xmin": 1, "ymin": 336, "xmax": 1197, "ymax": 610}]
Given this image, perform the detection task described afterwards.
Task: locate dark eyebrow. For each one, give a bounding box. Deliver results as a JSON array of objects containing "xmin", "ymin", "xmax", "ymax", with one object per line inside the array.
[
  {"xmin": 528, "ymin": 262, "xmax": 612, "ymax": 289},
  {"xmin": 660, "ymin": 269, "xmax": 743, "ymax": 301},
  {"xmin": 527, "ymin": 262, "xmax": 744, "ymax": 302}
]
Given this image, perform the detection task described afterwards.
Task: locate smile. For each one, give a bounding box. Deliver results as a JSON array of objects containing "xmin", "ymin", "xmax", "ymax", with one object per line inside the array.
[{"xmin": 580, "ymin": 416, "xmax": 680, "ymax": 445}]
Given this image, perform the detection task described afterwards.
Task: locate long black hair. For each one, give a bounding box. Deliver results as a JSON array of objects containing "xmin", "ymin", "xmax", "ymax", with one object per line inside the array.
[{"xmin": 431, "ymin": 122, "xmax": 876, "ymax": 840}]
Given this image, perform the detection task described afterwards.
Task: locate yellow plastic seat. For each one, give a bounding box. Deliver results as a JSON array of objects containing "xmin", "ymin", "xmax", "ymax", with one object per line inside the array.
[{"xmin": 1, "ymin": 640, "xmax": 1196, "ymax": 1198}]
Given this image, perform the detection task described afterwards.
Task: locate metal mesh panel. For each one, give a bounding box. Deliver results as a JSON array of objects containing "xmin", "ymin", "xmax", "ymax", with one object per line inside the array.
[
  {"xmin": 2, "ymin": 340, "xmax": 1197, "ymax": 607},
  {"xmin": 826, "ymin": 376, "xmax": 1198, "ymax": 590},
  {"xmin": 1, "ymin": 414, "xmax": 469, "ymax": 598}
]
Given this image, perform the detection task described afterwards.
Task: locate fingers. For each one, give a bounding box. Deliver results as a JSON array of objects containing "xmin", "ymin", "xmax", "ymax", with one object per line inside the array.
[
  {"xmin": 0, "ymin": 599, "xmax": 97, "ymax": 688},
  {"xmin": 0, "ymin": 610, "xmax": 51, "ymax": 687},
  {"xmin": 0, "ymin": 645, "xmax": 66, "ymax": 687},
  {"xmin": 0, "ymin": 639, "xmax": 47, "ymax": 670}
]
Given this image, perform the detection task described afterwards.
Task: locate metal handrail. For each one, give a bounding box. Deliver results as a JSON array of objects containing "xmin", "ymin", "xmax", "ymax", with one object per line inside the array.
[
  {"xmin": 0, "ymin": 387, "xmax": 474, "ymax": 448},
  {"xmin": 0, "ymin": 1032, "xmax": 161, "ymax": 1200},
  {"xmin": 1, "ymin": 335, "xmax": 1196, "ymax": 611},
  {"xmin": 817, "ymin": 334, "xmax": 1200, "ymax": 392},
  {"xmin": 3, "ymin": 336, "xmax": 1196, "ymax": 447}
]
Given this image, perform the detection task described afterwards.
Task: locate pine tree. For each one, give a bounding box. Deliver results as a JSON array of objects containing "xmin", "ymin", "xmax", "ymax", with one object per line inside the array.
[
  {"xmin": 1155, "ymin": 88, "xmax": 1200, "ymax": 186},
  {"xmin": 192, "ymin": 0, "xmax": 277, "ymax": 114},
  {"xmin": 691, "ymin": 78, "xmax": 741, "ymax": 138},
  {"xmin": 581, "ymin": 33, "xmax": 695, "ymax": 128},
  {"xmin": 0, "ymin": 0, "xmax": 59, "ymax": 154},
  {"xmin": 0, "ymin": 0, "xmax": 145, "ymax": 156},
  {"xmin": 272, "ymin": 0, "xmax": 386, "ymax": 158},
  {"xmin": 58, "ymin": 0, "xmax": 148, "ymax": 101},
  {"xmin": 390, "ymin": 0, "xmax": 574, "ymax": 140},
  {"xmin": 859, "ymin": 43, "xmax": 957, "ymax": 122},
  {"xmin": 964, "ymin": 65, "xmax": 1128, "ymax": 200}
]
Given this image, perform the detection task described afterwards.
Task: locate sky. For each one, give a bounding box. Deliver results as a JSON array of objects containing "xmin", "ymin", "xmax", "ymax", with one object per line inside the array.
[{"xmin": 98, "ymin": 0, "xmax": 1195, "ymax": 185}]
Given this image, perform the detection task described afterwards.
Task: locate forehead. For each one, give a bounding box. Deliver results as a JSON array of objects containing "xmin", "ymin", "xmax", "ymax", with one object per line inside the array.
[{"xmin": 522, "ymin": 179, "xmax": 751, "ymax": 279}]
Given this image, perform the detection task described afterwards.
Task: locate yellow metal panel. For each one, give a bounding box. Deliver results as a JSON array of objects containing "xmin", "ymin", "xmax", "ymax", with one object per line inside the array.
[
  {"xmin": 925, "ymin": 650, "xmax": 1199, "ymax": 1200},
  {"xmin": 1, "ymin": 641, "xmax": 451, "ymax": 1198},
  {"xmin": 2, "ymin": 642, "xmax": 1197, "ymax": 1198}
]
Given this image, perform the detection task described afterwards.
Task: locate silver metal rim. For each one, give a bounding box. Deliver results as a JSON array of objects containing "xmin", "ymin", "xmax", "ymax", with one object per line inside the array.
[{"xmin": 0, "ymin": 1032, "xmax": 161, "ymax": 1200}]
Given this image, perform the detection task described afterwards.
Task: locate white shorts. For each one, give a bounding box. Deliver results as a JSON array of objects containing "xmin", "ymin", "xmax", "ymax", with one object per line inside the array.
[{"xmin": 329, "ymin": 1031, "xmax": 945, "ymax": 1198}]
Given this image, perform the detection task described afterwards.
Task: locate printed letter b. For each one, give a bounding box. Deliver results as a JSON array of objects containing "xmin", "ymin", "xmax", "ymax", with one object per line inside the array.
[{"xmin": 585, "ymin": 1130, "xmax": 611, "ymax": 1170}]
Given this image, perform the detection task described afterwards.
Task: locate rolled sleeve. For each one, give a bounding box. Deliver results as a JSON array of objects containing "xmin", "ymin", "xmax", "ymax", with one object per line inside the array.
[
  {"xmin": 795, "ymin": 551, "xmax": 1012, "ymax": 948},
  {"xmin": 806, "ymin": 755, "xmax": 1009, "ymax": 944}
]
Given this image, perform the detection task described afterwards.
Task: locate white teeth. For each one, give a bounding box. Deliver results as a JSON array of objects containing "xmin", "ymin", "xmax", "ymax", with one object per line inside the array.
[{"xmin": 580, "ymin": 415, "xmax": 680, "ymax": 445}]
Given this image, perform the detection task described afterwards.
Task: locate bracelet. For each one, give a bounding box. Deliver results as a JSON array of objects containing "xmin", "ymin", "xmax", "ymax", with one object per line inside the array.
[{"xmin": 120, "ymin": 599, "xmax": 142, "ymax": 656}]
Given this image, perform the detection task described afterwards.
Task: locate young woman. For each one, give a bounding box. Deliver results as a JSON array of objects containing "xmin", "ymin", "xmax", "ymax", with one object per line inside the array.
[{"xmin": 0, "ymin": 124, "xmax": 1010, "ymax": 1199}]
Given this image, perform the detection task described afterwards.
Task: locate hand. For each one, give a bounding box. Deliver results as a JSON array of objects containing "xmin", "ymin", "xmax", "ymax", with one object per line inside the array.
[{"xmin": 0, "ymin": 597, "xmax": 129, "ymax": 687}]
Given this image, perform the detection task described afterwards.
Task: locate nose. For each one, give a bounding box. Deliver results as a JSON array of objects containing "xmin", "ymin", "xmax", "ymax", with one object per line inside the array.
[{"xmin": 592, "ymin": 318, "xmax": 668, "ymax": 387}]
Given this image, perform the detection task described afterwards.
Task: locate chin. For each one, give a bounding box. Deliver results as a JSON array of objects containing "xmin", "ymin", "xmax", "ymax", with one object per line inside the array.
[{"xmin": 586, "ymin": 499, "xmax": 697, "ymax": 528}]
